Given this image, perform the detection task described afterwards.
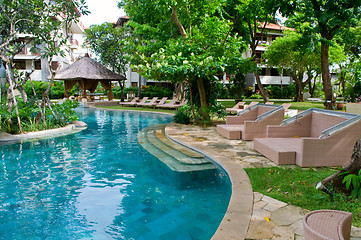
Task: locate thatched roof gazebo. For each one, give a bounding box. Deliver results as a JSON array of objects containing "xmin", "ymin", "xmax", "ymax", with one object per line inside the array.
[{"xmin": 54, "ymin": 54, "xmax": 126, "ymax": 101}]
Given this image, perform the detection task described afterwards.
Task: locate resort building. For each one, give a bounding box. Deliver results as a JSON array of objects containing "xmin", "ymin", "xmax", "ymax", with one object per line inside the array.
[
  {"xmin": 13, "ymin": 5, "xmax": 88, "ymax": 81},
  {"xmin": 245, "ymin": 22, "xmax": 292, "ymax": 90}
]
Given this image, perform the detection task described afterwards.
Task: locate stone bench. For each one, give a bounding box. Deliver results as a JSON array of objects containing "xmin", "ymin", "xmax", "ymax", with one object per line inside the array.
[{"xmin": 303, "ymin": 210, "xmax": 352, "ymax": 240}]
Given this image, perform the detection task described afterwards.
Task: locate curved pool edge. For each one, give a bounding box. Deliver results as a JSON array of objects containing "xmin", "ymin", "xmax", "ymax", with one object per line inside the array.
[
  {"xmin": 165, "ymin": 122, "xmax": 253, "ymax": 240},
  {"xmin": 0, "ymin": 122, "xmax": 87, "ymax": 143}
]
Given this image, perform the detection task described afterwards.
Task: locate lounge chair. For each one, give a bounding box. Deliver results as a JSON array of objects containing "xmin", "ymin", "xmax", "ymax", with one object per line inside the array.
[
  {"xmin": 216, "ymin": 104, "xmax": 284, "ymax": 140},
  {"xmin": 170, "ymin": 99, "xmax": 188, "ymax": 109},
  {"xmin": 119, "ymin": 97, "xmax": 139, "ymax": 106},
  {"xmin": 157, "ymin": 98, "xmax": 178, "ymax": 108},
  {"xmin": 134, "ymin": 97, "xmax": 149, "ymax": 107},
  {"xmin": 226, "ymin": 102, "xmax": 245, "ymax": 114},
  {"xmin": 265, "ymin": 102, "xmax": 274, "ymax": 105},
  {"xmin": 138, "ymin": 97, "xmax": 158, "ymax": 107},
  {"xmin": 144, "ymin": 97, "xmax": 167, "ymax": 108},
  {"xmin": 243, "ymin": 101, "xmax": 258, "ymax": 110},
  {"xmin": 254, "ymin": 108, "xmax": 361, "ymax": 167},
  {"xmin": 281, "ymin": 103, "xmax": 292, "ymax": 111},
  {"xmin": 303, "ymin": 210, "xmax": 352, "ymax": 240}
]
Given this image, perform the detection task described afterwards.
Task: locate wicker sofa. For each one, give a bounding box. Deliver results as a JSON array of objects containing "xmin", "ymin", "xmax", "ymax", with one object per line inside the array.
[
  {"xmin": 216, "ymin": 104, "xmax": 284, "ymax": 140},
  {"xmin": 254, "ymin": 108, "xmax": 361, "ymax": 167}
]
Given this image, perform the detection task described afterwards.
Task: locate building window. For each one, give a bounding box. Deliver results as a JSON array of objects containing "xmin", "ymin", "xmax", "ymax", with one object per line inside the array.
[
  {"xmin": 131, "ymin": 82, "xmax": 138, "ymax": 87},
  {"xmin": 34, "ymin": 60, "xmax": 41, "ymax": 70},
  {"xmin": 51, "ymin": 61, "xmax": 59, "ymax": 71},
  {"xmin": 271, "ymin": 68, "xmax": 279, "ymax": 76},
  {"xmin": 256, "ymin": 34, "xmax": 267, "ymax": 44},
  {"xmin": 13, "ymin": 60, "xmax": 26, "ymax": 70}
]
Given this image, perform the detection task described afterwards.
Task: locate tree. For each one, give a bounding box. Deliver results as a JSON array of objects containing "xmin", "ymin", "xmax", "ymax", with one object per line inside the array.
[
  {"xmin": 278, "ymin": 0, "xmax": 361, "ymax": 109},
  {"xmin": 119, "ymin": 0, "xmax": 245, "ymax": 123},
  {"xmin": 85, "ymin": 22, "xmax": 128, "ymax": 101},
  {"xmin": 224, "ymin": 0, "xmax": 280, "ymax": 103},
  {"xmin": 264, "ymin": 30, "xmax": 320, "ymax": 101},
  {"xmin": 0, "ymin": 0, "xmax": 88, "ymax": 132}
]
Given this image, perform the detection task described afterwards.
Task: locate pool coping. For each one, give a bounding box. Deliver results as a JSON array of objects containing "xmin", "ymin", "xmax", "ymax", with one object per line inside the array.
[
  {"xmin": 165, "ymin": 123, "xmax": 253, "ymax": 240},
  {"xmin": 0, "ymin": 121, "xmax": 87, "ymax": 143}
]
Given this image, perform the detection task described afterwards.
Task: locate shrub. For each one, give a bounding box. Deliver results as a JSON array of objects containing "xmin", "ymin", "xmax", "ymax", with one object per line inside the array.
[
  {"xmin": 141, "ymin": 85, "xmax": 173, "ymax": 98},
  {"xmin": 0, "ymin": 99, "xmax": 79, "ymax": 134},
  {"xmin": 174, "ymin": 105, "xmax": 192, "ymax": 124},
  {"xmin": 24, "ymin": 81, "xmax": 78, "ymax": 99},
  {"xmin": 249, "ymin": 93, "xmax": 263, "ymax": 99}
]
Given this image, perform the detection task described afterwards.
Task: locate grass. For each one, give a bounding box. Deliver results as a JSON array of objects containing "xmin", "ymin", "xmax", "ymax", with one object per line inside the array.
[
  {"xmin": 245, "ymin": 166, "xmax": 361, "ymax": 227},
  {"xmin": 217, "ymin": 99, "xmax": 325, "ymax": 110},
  {"xmin": 96, "ymin": 105, "xmax": 177, "ymax": 115}
]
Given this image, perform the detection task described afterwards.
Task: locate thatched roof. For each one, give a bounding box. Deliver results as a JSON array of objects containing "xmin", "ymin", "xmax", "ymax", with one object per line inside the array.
[{"xmin": 54, "ymin": 54, "xmax": 126, "ymax": 81}]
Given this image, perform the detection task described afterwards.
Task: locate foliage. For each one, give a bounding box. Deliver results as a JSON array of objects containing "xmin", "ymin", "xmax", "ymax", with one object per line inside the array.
[
  {"xmin": 249, "ymin": 93, "xmax": 263, "ymax": 99},
  {"xmin": 278, "ymin": 0, "xmax": 361, "ymax": 108},
  {"xmin": 0, "ymin": 99, "xmax": 79, "ymax": 134},
  {"xmin": 112, "ymin": 86, "xmax": 138, "ymax": 99},
  {"xmin": 174, "ymin": 105, "xmax": 192, "ymax": 125},
  {"xmin": 85, "ymin": 22, "xmax": 128, "ymax": 75},
  {"xmin": 265, "ymin": 84, "xmax": 295, "ymax": 99},
  {"xmin": 140, "ymin": 85, "xmax": 173, "ymax": 98},
  {"xmin": 263, "ymin": 30, "xmax": 320, "ymax": 101},
  {"xmin": 339, "ymin": 170, "xmax": 361, "ymax": 198},
  {"xmin": 23, "ymin": 81, "xmax": 78, "ymax": 100},
  {"xmin": 224, "ymin": 0, "xmax": 279, "ymax": 102},
  {"xmin": 120, "ymin": 0, "xmax": 247, "ymax": 123},
  {"xmin": 246, "ymin": 166, "xmax": 361, "ymax": 226}
]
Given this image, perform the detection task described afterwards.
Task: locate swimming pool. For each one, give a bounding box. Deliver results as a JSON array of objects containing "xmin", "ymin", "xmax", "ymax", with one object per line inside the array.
[{"xmin": 0, "ymin": 107, "xmax": 231, "ymax": 239}]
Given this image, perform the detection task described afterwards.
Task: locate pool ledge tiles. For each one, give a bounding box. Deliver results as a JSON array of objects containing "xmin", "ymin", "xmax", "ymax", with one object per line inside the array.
[
  {"xmin": 138, "ymin": 124, "xmax": 216, "ymax": 173},
  {"xmin": 164, "ymin": 122, "xmax": 361, "ymax": 240}
]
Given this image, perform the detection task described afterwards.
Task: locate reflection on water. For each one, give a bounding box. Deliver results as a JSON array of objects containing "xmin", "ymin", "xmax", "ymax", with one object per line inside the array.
[{"xmin": 0, "ymin": 108, "xmax": 231, "ymax": 239}]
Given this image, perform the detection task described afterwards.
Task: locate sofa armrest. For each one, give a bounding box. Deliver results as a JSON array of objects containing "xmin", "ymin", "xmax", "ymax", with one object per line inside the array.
[{"xmin": 226, "ymin": 116, "xmax": 244, "ymax": 125}]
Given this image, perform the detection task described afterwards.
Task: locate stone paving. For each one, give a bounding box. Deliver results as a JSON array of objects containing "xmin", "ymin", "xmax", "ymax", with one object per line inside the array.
[{"xmin": 165, "ymin": 122, "xmax": 361, "ymax": 240}]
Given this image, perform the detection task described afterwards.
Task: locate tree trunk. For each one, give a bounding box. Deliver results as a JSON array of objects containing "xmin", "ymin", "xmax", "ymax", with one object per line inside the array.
[
  {"xmin": 322, "ymin": 138, "xmax": 361, "ymax": 192},
  {"xmin": 321, "ymin": 43, "xmax": 334, "ymax": 110},
  {"xmin": 171, "ymin": 6, "xmax": 188, "ymax": 38},
  {"xmin": 254, "ymin": 72, "xmax": 268, "ymax": 103},
  {"xmin": 186, "ymin": 79, "xmax": 196, "ymax": 123},
  {"xmin": 5, "ymin": 61, "xmax": 22, "ymax": 133},
  {"xmin": 196, "ymin": 78, "xmax": 210, "ymax": 123}
]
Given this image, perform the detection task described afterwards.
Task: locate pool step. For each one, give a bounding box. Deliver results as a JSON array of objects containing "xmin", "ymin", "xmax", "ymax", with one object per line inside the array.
[{"xmin": 138, "ymin": 124, "xmax": 216, "ymax": 172}]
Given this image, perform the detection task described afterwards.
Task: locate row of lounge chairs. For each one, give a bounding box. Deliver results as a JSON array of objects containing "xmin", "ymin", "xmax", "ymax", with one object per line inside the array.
[
  {"xmin": 217, "ymin": 103, "xmax": 361, "ymax": 168},
  {"xmin": 225, "ymin": 101, "xmax": 286, "ymax": 114},
  {"xmin": 119, "ymin": 97, "xmax": 188, "ymax": 109}
]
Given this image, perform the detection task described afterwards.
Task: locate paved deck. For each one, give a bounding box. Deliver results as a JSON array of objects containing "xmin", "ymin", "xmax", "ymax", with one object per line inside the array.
[{"xmin": 165, "ymin": 122, "xmax": 361, "ymax": 240}]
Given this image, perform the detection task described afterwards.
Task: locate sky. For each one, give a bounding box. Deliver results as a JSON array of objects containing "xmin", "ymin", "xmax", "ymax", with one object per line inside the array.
[{"xmin": 80, "ymin": 0, "xmax": 125, "ymax": 28}]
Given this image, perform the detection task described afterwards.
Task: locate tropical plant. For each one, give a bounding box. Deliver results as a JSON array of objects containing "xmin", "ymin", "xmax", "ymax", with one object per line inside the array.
[{"xmin": 339, "ymin": 170, "xmax": 361, "ymax": 198}]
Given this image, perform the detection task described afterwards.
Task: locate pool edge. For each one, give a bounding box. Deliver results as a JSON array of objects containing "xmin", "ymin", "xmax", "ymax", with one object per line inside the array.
[{"xmin": 165, "ymin": 122, "xmax": 253, "ymax": 240}]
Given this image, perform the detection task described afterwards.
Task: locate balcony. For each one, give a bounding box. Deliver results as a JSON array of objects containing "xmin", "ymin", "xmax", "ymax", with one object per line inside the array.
[{"xmin": 260, "ymin": 76, "xmax": 292, "ymax": 85}]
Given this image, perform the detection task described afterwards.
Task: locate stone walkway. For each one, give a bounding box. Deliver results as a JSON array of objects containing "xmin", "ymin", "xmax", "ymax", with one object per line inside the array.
[{"xmin": 165, "ymin": 122, "xmax": 361, "ymax": 240}]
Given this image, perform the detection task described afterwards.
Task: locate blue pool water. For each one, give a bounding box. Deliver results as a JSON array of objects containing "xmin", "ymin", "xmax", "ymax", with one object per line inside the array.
[{"xmin": 0, "ymin": 107, "xmax": 231, "ymax": 240}]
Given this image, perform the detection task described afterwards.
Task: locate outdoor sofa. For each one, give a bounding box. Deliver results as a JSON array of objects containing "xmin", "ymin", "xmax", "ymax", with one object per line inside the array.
[
  {"xmin": 216, "ymin": 104, "xmax": 285, "ymax": 140},
  {"xmin": 254, "ymin": 108, "xmax": 361, "ymax": 167}
]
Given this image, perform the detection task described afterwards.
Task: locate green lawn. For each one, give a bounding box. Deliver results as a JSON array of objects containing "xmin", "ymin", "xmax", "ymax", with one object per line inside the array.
[
  {"xmin": 217, "ymin": 99, "xmax": 325, "ymax": 110},
  {"xmin": 245, "ymin": 166, "xmax": 361, "ymax": 227}
]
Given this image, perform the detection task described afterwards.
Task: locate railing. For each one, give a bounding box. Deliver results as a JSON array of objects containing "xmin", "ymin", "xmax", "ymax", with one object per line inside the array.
[
  {"xmin": 280, "ymin": 108, "xmax": 361, "ymax": 138},
  {"xmin": 236, "ymin": 103, "xmax": 283, "ymax": 121}
]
